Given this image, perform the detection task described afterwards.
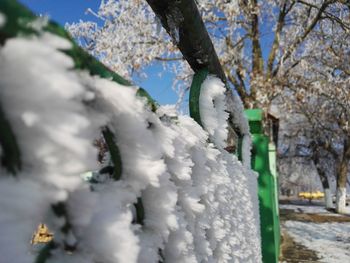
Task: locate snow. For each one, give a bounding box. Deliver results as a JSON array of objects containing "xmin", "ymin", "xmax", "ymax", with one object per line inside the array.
[
  {"xmin": 0, "ymin": 33, "xmax": 103, "ymax": 262},
  {"xmin": 27, "ymin": 16, "xmax": 50, "ymax": 32},
  {"xmin": 285, "ymin": 220, "xmax": 350, "ymax": 263},
  {"xmin": 199, "ymin": 76, "xmax": 229, "ymax": 149},
  {"xmin": 0, "ymin": 178, "xmax": 56, "ymax": 263},
  {"xmin": 242, "ymin": 134, "xmax": 252, "ymax": 168},
  {"xmin": 224, "ymin": 88, "xmax": 251, "ymax": 167},
  {"xmin": 196, "ymin": 75, "xmax": 252, "ymax": 168},
  {"xmin": 0, "ymin": 34, "xmax": 100, "ymax": 190},
  {"xmin": 156, "ymin": 104, "xmax": 178, "ymax": 118},
  {"xmin": 281, "ymin": 202, "xmax": 350, "ymax": 262},
  {"xmin": 0, "ymin": 32, "xmax": 261, "ymax": 262},
  {"xmin": 68, "ymin": 184, "xmax": 140, "ymax": 263}
]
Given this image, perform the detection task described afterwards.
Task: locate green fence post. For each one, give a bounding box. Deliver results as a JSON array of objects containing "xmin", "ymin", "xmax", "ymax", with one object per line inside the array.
[
  {"xmin": 269, "ymin": 142, "xmax": 280, "ymax": 259},
  {"xmin": 245, "ymin": 109, "xmax": 280, "ymax": 263}
]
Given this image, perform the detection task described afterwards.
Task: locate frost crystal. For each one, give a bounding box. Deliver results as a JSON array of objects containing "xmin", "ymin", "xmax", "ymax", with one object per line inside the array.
[{"xmin": 199, "ymin": 76, "xmax": 229, "ymax": 149}]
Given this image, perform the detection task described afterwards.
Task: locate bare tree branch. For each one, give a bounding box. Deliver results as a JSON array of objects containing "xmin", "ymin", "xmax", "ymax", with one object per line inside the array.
[
  {"xmin": 267, "ymin": 1, "xmax": 295, "ymax": 78},
  {"xmin": 273, "ymin": 0, "xmax": 332, "ymax": 76}
]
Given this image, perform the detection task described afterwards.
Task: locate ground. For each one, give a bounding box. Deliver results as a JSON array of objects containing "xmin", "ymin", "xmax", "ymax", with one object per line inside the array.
[{"xmin": 279, "ymin": 199, "xmax": 350, "ymax": 263}]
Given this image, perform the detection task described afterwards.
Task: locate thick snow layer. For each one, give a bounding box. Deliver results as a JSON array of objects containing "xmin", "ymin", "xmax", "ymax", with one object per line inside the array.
[
  {"xmin": 225, "ymin": 90, "xmax": 249, "ymax": 135},
  {"xmin": 242, "ymin": 134, "xmax": 252, "ymax": 168},
  {"xmin": 0, "ymin": 33, "xmax": 101, "ymax": 262},
  {"xmin": 199, "ymin": 76, "xmax": 229, "ymax": 149},
  {"xmin": 0, "ymin": 33, "xmax": 261, "ymax": 262},
  {"xmin": 285, "ymin": 220, "xmax": 350, "ymax": 263},
  {"xmin": 0, "ymin": 34, "xmax": 100, "ymax": 190},
  {"xmin": 0, "ymin": 178, "xmax": 56, "ymax": 263},
  {"xmin": 201, "ymin": 76, "xmax": 251, "ymax": 167}
]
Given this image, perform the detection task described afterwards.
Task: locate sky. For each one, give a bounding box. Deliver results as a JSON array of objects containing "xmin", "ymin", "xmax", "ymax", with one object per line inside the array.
[{"xmin": 19, "ymin": 0, "xmax": 179, "ymax": 106}]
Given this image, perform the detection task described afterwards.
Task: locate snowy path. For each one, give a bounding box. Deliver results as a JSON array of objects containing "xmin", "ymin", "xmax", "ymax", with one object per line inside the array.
[{"xmin": 280, "ymin": 201, "xmax": 350, "ymax": 263}]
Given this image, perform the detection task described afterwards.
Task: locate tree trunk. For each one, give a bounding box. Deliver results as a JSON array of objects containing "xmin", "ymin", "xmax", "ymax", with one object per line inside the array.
[
  {"xmin": 146, "ymin": 0, "xmax": 249, "ymax": 138},
  {"xmin": 318, "ymin": 169, "xmax": 332, "ymax": 209},
  {"xmin": 336, "ymin": 187, "xmax": 347, "ymax": 213},
  {"xmin": 145, "ymin": 0, "xmax": 226, "ymax": 82},
  {"xmin": 312, "ymin": 144, "xmax": 332, "ymax": 209},
  {"xmin": 336, "ymin": 160, "xmax": 348, "ymax": 213},
  {"xmin": 336, "ymin": 137, "xmax": 350, "ymax": 214},
  {"xmin": 324, "ymin": 188, "xmax": 333, "ymax": 209}
]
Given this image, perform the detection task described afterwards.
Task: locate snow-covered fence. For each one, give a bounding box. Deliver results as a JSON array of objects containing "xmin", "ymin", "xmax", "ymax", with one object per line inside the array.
[
  {"xmin": 146, "ymin": 0, "xmax": 252, "ymax": 167},
  {"xmin": 0, "ymin": 1, "xmax": 261, "ymax": 262}
]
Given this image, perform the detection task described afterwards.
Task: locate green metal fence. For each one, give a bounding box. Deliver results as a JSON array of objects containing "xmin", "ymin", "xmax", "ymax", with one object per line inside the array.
[
  {"xmin": 245, "ymin": 109, "xmax": 280, "ymax": 263},
  {"xmin": 1, "ymin": 1, "xmax": 281, "ymax": 261}
]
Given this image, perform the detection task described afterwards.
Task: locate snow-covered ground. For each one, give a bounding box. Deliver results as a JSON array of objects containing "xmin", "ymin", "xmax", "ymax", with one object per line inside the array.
[
  {"xmin": 280, "ymin": 201, "xmax": 350, "ymax": 216},
  {"xmin": 285, "ymin": 221, "xmax": 350, "ymax": 263},
  {"xmin": 281, "ymin": 202, "xmax": 350, "ymax": 263}
]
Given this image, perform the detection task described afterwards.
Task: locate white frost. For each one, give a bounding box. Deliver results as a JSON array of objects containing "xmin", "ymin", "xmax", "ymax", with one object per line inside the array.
[
  {"xmin": 285, "ymin": 220, "xmax": 350, "ymax": 263},
  {"xmin": 0, "ymin": 32, "xmax": 261, "ymax": 263},
  {"xmin": 0, "ymin": 35, "xmax": 99, "ymax": 189},
  {"xmin": 0, "ymin": 178, "xmax": 56, "ymax": 263},
  {"xmin": 199, "ymin": 76, "xmax": 229, "ymax": 149}
]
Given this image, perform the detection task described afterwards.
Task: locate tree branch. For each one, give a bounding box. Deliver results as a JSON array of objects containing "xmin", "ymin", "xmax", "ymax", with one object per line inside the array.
[
  {"xmin": 267, "ymin": 1, "xmax": 294, "ymax": 78},
  {"xmin": 250, "ymin": 0, "xmax": 264, "ymax": 76},
  {"xmin": 273, "ymin": 0, "xmax": 331, "ymax": 76},
  {"xmin": 225, "ymin": 67, "xmax": 247, "ymax": 101},
  {"xmin": 154, "ymin": 56, "xmax": 183, "ymax": 61}
]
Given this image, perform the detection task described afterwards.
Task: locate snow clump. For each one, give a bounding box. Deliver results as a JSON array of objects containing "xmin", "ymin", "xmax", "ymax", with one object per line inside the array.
[{"xmin": 199, "ymin": 76, "xmax": 229, "ymax": 149}]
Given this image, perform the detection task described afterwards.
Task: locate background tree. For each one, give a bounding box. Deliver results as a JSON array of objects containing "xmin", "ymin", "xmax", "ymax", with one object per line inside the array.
[
  {"xmin": 281, "ymin": 20, "xmax": 350, "ymax": 212},
  {"xmin": 290, "ymin": 80, "xmax": 350, "ymax": 213},
  {"xmin": 276, "ymin": 92, "xmax": 341, "ymax": 210},
  {"xmin": 67, "ymin": 0, "xmax": 350, "ymax": 108}
]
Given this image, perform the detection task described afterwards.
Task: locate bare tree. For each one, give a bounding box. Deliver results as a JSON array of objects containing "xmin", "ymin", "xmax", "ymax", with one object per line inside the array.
[{"xmin": 284, "ymin": 68, "xmax": 350, "ymax": 213}]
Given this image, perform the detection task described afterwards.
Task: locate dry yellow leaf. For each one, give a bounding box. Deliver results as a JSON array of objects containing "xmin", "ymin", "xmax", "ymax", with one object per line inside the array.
[{"xmin": 31, "ymin": 223, "xmax": 54, "ymax": 244}]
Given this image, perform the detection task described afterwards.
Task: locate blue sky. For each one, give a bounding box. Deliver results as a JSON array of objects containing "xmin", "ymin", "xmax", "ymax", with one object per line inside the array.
[
  {"xmin": 20, "ymin": 0, "xmax": 100, "ymax": 24},
  {"xmin": 19, "ymin": 0, "xmax": 179, "ymax": 105}
]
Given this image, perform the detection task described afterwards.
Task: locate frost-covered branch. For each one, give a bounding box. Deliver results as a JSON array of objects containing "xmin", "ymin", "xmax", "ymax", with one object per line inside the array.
[{"xmin": 66, "ymin": 0, "xmax": 350, "ymax": 113}]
